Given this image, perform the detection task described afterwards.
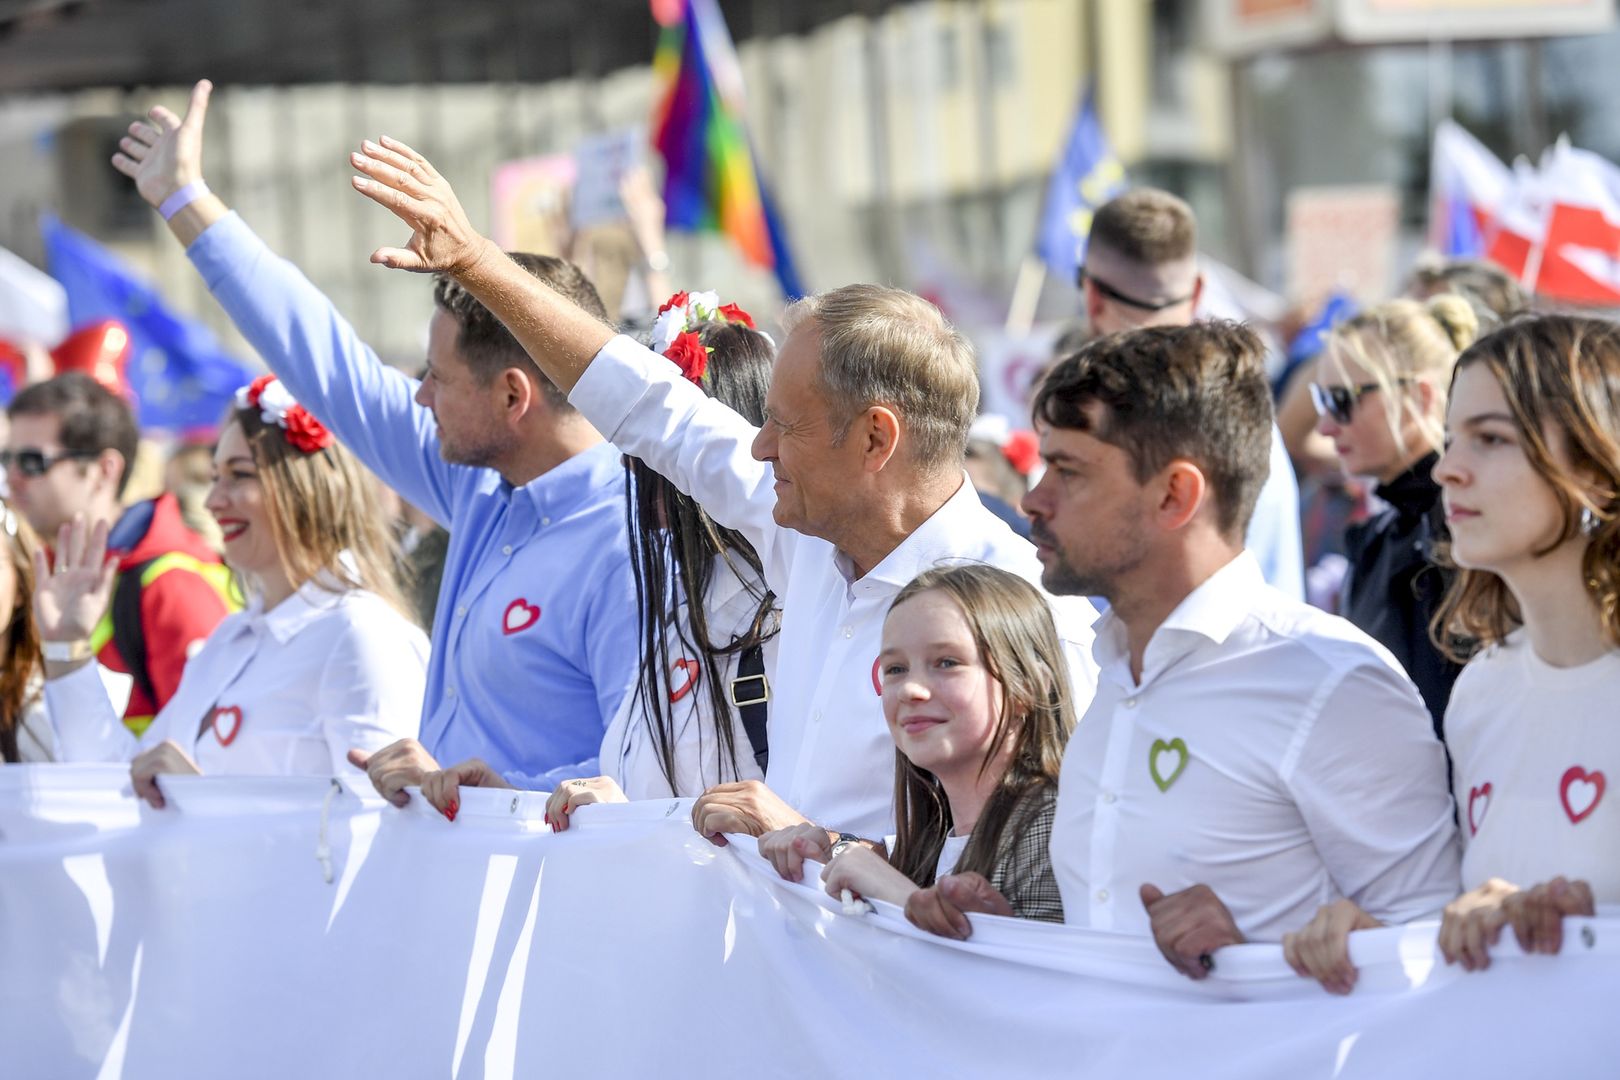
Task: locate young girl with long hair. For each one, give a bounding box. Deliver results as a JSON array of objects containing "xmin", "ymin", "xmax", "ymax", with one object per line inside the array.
[
  {"xmin": 38, "ymin": 375, "xmax": 428, "ymax": 804},
  {"xmin": 757, "ymin": 563, "xmax": 1074, "ymax": 934},
  {"xmin": 0, "ymin": 500, "xmax": 50, "ymax": 762},
  {"xmin": 1285, "ymin": 314, "xmax": 1620, "ymax": 991},
  {"xmin": 1313, "ymin": 294, "xmax": 1479, "ymax": 731},
  {"xmin": 420, "ymin": 298, "xmax": 781, "ymax": 821}
]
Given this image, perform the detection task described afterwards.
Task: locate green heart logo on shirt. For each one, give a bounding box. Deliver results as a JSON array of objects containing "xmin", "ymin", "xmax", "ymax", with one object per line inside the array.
[{"xmin": 1149, "ymin": 738, "xmax": 1188, "ymax": 792}]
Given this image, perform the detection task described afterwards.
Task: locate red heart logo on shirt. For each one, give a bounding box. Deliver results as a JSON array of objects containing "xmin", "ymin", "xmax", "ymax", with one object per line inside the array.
[
  {"xmin": 1560, "ymin": 766, "xmax": 1606, "ymax": 824},
  {"xmin": 1467, "ymin": 782, "xmax": 1491, "ymax": 836},
  {"xmin": 871, "ymin": 657, "xmax": 882, "ymax": 697},
  {"xmin": 212, "ymin": 706, "xmax": 243, "ymax": 747},
  {"xmin": 669, "ymin": 658, "xmax": 700, "ymax": 703},
  {"xmin": 503, "ymin": 598, "xmax": 541, "ymax": 636}
]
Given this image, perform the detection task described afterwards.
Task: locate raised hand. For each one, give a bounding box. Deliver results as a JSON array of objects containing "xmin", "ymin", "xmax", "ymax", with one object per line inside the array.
[
  {"xmin": 349, "ymin": 137, "xmax": 493, "ymax": 277},
  {"xmin": 32, "ymin": 515, "xmax": 117, "ymax": 645},
  {"xmin": 111, "ymin": 79, "xmax": 212, "ymax": 208}
]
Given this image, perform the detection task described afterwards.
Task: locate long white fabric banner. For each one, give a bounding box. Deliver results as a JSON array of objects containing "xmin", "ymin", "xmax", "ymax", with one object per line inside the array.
[{"xmin": 4, "ymin": 765, "xmax": 1614, "ymax": 1078}]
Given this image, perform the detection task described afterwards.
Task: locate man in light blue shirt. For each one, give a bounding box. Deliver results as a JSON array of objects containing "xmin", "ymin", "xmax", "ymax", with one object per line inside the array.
[
  {"xmin": 127, "ymin": 82, "xmax": 639, "ymax": 799},
  {"xmin": 1078, "ymin": 188, "xmax": 1305, "ymax": 599}
]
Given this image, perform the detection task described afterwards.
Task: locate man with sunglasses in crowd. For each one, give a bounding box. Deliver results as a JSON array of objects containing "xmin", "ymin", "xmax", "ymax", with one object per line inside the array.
[
  {"xmin": 1079, "ymin": 189, "xmax": 1305, "ymax": 599},
  {"xmin": 4, "ymin": 373, "xmax": 232, "ymax": 734}
]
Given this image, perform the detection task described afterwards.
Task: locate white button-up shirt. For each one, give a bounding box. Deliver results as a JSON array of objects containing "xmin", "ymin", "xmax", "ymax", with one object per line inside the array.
[
  {"xmin": 1051, "ymin": 552, "xmax": 1459, "ymax": 941},
  {"xmin": 47, "ymin": 580, "xmax": 427, "ymax": 776},
  {"xmin": 573, "ymin": 335, "xmax": 1100, "ymax": 838},
  {"xmin": 601, "ymin": 552, "xmax": 777, "ymax": 799}
]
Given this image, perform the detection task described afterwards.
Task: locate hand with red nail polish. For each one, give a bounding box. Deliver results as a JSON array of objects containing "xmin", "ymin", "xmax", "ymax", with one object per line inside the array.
[{"xmin": 421, "ymin": 758, "xmax": 509, "ymax": 821}]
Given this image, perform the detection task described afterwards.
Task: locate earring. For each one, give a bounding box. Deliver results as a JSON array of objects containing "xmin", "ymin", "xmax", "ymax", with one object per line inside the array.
[{"xmin": 1580, "ymin": 506, "xmax": 1601, "ymax": 537}]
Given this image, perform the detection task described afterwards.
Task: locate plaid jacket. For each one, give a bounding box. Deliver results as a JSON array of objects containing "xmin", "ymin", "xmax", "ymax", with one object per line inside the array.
[{"xmin": 958, "ymin": 783, "xmax": 1064, "ymax": 923}]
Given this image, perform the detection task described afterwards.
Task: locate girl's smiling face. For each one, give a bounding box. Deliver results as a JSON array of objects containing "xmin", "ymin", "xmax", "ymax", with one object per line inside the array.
[
  {"xmin": 205, "ymin": 421, "xmax": 278, "ymax": 579},
  {"xmin": 878, "ymin": 588, "xmax": 1005, "ymax": 777}
]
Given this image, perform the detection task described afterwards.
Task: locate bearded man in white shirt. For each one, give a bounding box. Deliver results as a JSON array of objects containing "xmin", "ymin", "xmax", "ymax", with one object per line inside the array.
[
  {"xmin": 912, "ymin": 320, "xmax": 1460, "ymax": 975},
  {"xmin": 346, "ymin": 136, "xmax": 1100, "ymax": 842}
]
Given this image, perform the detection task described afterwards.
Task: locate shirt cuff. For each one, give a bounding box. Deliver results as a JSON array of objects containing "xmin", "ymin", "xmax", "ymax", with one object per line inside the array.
[
  {"xmin": 569, "ymin": 334, "xmax": 667, "ymax": 442},
  {"xmin": 45, "ymin": 663, "xmax": 134, "ymax": 764}
]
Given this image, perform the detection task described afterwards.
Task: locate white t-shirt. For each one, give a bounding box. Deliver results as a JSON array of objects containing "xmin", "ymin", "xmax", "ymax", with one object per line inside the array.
[
  {"xmin": 1051, "ymin": 552, "xmax": 1460, "ymax": 942},
  {"xmin": 600, "ymin": 552, "xmax": 776, "ymax": 799},
  {"xmin": 935, "ymin": 833, "xmax": 972, "ymax": 884},
  {"xmin": 1447, "ymin": 630, "xmax": 1620, "ymax": 902}
]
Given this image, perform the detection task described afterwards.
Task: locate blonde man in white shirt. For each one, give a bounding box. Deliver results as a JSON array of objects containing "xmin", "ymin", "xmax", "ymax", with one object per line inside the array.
[
  {"xmin": 347, "ymin": 138, "xmax": 1099, "ymax": 842},
  {"xmin": 923, "ymin": 320, "xmax": 1458, "ymax": 976},
  {"xmin": 1287, "ymin": 315, "xmax": 1619, "ymax": 993},
  {"xmin": 36, "ymin": 377, "xmax": 427, "ymax": 802}
]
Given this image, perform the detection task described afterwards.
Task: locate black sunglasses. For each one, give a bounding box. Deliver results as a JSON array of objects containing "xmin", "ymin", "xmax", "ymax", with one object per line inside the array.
[
  {"xmin": 1309, "ymin": 381, "xmax": 1410, "ymax": 426},
  {"xmin": 0, "ymin": 448, "xmax": 99, "ymax": 478},
  {"xmin": 1077, "ymin": 267, "xmax": 1195, "ymax": 313}
]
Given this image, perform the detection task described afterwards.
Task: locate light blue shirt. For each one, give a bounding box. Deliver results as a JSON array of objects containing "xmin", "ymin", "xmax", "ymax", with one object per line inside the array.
[
  {"xmin": 188, "ymin": 212, "xmax": 639, "ymax": 788},
  {"xmin": 1247, "ymin": 425, "xmax": 1305, "ymax": 601}
]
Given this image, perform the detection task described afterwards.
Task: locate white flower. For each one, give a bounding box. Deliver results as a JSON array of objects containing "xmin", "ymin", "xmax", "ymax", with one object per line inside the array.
[
  {"xmin": 255, "ymin": 378, "xmax": 299, "ymax": 426},
  {"xmin": 687, "ymin": 290, "xmax": 721, "ymax": 322},
  {"xmin": 651, "ymin": 307, "xmax": 687, "ymax": 353}
]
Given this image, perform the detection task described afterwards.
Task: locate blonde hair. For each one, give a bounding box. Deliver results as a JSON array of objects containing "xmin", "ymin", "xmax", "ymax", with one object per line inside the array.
[
  {"xmin": 1434, "ymin": 315, "xmax": 1620, "ymax": 659},
  {"xmin": 780, "ymin": 284, "xmax": 979, "ymax": 472},
  {"xmin": 1326, "ymin": 294, "xmax": 1479, "ymax": 457},
  {"xmin": 232, "ymin": 409, "xmax": 411, "ymax": 620}
]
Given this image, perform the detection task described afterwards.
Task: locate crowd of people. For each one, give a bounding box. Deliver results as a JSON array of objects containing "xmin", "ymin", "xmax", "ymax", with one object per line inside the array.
[{"xmin": 2, "ymin": 78, "xmax": 1613, "ymax": 996}]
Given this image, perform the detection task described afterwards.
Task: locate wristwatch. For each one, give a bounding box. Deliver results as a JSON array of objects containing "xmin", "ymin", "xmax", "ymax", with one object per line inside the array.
[
  {"xmin": 829, "ymin": 831, "xmax": 862, "ymax": 858},
  {"xmin": 42, "ymin": 639, "xmax": 95, "ymax": 662}
]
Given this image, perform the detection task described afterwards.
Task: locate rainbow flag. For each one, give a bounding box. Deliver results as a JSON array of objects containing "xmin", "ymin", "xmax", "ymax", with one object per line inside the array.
[{"xmin": 651, "ymin": 0, "xmax": 803, "ymax": 298}]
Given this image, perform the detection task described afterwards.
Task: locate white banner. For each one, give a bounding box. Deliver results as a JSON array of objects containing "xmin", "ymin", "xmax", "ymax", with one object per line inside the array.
[{"xmin": 3, "ymin": 765, "xmax": 1615, "ymax": 1079}]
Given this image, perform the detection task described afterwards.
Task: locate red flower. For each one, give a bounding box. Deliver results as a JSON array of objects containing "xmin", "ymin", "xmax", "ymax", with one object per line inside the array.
[
  {"xmin": 281, "ymin": 405, "xmax": 335, "ymax": 454},
  {"xmin": 657, "ymin": 291, "xmax": 690, "ymax": 315},
  {"xmin": 718, "ymin": 303, "xmax": 755, "ymax": 328},
  {"xmin": 663, "ymin": 332, "xmax": 708, "ymax": 384},
  {"xmin": 245, "ymin": 373, "xmax": 277, "ymax": 409}
]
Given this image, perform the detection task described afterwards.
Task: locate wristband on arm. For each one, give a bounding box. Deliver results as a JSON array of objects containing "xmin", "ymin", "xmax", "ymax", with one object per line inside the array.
[{"xmin": 159, "ymin": 180, "xmax": 211, "ymax": 220}]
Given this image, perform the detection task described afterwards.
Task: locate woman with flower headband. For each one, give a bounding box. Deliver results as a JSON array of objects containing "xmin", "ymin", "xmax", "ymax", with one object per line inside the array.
[
  {"xmin": 37, "ymin": 375, "xmax": 429, "ymax": 804},
  {"xmin": 420, "ymin": 293, "xmax": 781, "ymax": 821}
]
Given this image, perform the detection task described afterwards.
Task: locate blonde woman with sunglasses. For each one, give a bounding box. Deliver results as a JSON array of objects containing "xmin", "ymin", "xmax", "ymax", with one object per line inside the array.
[{"xmin": 1311, "ymin": 295, "xmax": 1479, "ymax": 733}]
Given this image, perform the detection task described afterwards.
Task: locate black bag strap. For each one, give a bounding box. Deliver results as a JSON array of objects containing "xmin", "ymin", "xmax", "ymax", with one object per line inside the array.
[
  {"xmin": 731, "ymin": 644, "xmax": 770, "ymax": 772},
  {"xmin": 111, "ymin": 557, "xmax": 158, "ymax": 712}
]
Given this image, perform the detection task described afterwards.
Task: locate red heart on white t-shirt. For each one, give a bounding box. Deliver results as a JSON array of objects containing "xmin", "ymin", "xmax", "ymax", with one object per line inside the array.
[
  {"xmin": 503, "ymin": 598, "xmax": 540, "ymax": 635},
  {"xmin": 212, "ymin": 706, "xmax": 243, "ymax": 747},
  {"xmin": 871, "ymin": 657, "xmax": 882, "ymax": 697},
  {"xmin": 1467, "ymin": 783, "xmax": 1491, "ymax": 836},
  {"xmin": 669, "ymin": 658, "xmax": 700, "ymax": 703},
  {"xmin": 1560, "ymin": 766, "xmax": 1606, "ymax": 825}
]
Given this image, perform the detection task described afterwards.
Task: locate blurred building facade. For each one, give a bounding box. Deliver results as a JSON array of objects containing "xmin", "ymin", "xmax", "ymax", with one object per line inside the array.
[{"xmin": 0, "ymin": 0, "xmax": 1615, "ymax": 364}]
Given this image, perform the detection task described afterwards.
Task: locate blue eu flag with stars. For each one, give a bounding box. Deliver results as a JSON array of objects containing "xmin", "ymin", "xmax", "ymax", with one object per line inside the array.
[
  {"xmin": 42, "ymin": 215, "xmax": 253, "ymax": 432},
  {"xmin": 1035, "ymin": 85, "xmax": 1128, "ymax": 285}
]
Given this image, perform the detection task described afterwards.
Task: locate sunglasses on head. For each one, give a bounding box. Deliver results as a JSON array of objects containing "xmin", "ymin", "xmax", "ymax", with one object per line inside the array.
[
  {"xmin": 0, "ymin": 448, "xmax": 99, "ymax": 479},
  {"xmin": 1308, "ymin": 380, "xmax": 1411, "ymax": 426},
  {"xmin": 1077, "ymin": 267, "xmax": 1195, "ymax": 313}
]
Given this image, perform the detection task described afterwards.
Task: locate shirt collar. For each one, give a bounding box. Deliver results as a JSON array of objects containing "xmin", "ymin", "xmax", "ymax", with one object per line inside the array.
[
  {"xmin": 251, "ymin": 553, "xmax": 364, "ymax": 643},
  {"xmin": 510, "ymin": 441, "xmax": 624, "ymax": 521},
  {"xmin": 1092, "ymin": 550, "xmax": 1264, "ymax": 682},
  {"xmin": 848, "ymin": 475, "xmax": 1000, "ymax": 597}
]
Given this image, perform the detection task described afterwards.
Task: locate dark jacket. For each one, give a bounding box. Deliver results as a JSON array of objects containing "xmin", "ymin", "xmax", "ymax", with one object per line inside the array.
[{"xmin": 1340, "ymin": 453, "xmax": 1462, "ymax": 741}]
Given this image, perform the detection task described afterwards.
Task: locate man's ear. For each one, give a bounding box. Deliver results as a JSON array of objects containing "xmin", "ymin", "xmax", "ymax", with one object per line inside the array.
[
  {"xmin": 497, "ymin": 366, "xmax": 538, "ymax": 425},
  {"xmin": 1156, "ymin": 459, "xmax": 1208, "ymax": 533},
  {"xmin": 857, "ymin": 405, "xmax": 901, "ymax": 474},
  {"xmin": 1190, "ymin": 272, "xmax": 1205, "ymax": 311},
  {"xmin": 96, "ymin": 448, "xmax": 126, "ymax": 494}
]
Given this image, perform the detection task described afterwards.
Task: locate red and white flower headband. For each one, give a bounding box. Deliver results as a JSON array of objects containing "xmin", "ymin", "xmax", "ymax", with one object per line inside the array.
[
  {"xmin": 235, "ymin": 374, "xmax": 335, "ymax": 454},
  {"xmin": 651, "ymin": 290, "xmax": 759, "ymax": 385}
]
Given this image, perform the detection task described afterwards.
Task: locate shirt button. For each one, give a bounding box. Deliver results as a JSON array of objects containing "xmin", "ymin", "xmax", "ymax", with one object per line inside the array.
[
  {"xmin": 446, "ymin": 686, "xmax": 457, "ymax": 698},
  {"xmin": 502, "ymin": 545, "xmax": 513, "ymax": 556},
  {"xmin": 1124, "ymin": 697, "xmax": 1138, "ymax": 709},
  {"xmin": 540, "ymin": 516, "xmax": 551, "ymax": 526},
  {"xmin": 455, "ymin": 605, "xmax": 467, "ymax": 618},
  {"xmin": 841, "ymin": 626, "xmax": 853, "ymax": 638},
  {"xmin": 1097, "ymin": 889, "xmax": 1110, "ymax": 902},
  {"xmin": 1101, "ymin": 791, "xmax": 1116, "ymax": 804}
]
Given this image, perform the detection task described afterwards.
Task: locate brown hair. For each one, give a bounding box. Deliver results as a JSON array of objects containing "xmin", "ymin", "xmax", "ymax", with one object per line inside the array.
[
  {"xmin": 0, "ymin": 504, "xmax": 42, "ymax": 762},
  {"xmin": 1405, "ymin": 257, "xmax": 1530, "ymax": 329},
  {"xmin": 887, "ymin": 564, "xmax": 1074, "ymax": 888},
  {"xmin": 231, "ymin": 407, "xmax": 410, "ymax": 619},
  {"xmin": 1325, "ymin": 294, "xmax": 1479, "ymax": 456},
  {"xmin": 1033, "ymin": 321, "xmax": 1274, "ymax": 540},
  {"xmin": 1088, "ymin": 188, "xmax": 1197, "ymax": 268},
  {"xmin": 1434, "ymin": 315, "xmax": 1620, "ymax": 659},
  {"xmin": 779, "ymin": 284, "xmax": 979, "ymax": 473},
  {"xmin": 433, "ymin": 252, "xmax": 610, "ymax": 409},
  {"xmin": 8, "ymin": 373, "xmax": 140, "ymax": 497}
]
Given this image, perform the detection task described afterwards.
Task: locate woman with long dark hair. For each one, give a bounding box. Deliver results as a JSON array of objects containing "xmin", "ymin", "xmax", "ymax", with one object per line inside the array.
[
  {"xmin": 421, "ymin": 296, "xmax": 782, "ymax": 819},
  {"xmin": 0, "ymin": 499, "xmax": 50, "ymax": 762}
]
